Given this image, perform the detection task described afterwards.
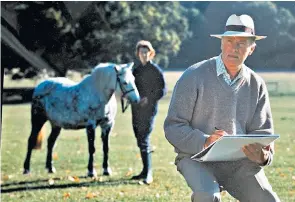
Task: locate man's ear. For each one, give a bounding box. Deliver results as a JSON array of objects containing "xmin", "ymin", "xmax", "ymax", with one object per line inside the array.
[{"xmin": 248, "ymin": 44, "xmax": 256, "ymax": 56}]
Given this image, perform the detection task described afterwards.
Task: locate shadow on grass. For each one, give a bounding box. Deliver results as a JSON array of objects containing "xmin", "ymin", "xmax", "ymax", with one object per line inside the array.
[{"xmin": 1, "ymin": 176, "xmax": 141, "ymax": 193}]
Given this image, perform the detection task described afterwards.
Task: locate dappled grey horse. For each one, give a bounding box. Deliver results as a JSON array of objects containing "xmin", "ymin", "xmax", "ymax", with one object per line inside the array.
[{"xmin": 23, "ymin": 63, "xmax": 140, "ymax": 177}]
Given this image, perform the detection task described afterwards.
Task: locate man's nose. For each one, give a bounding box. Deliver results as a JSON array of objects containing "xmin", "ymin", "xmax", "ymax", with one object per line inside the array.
[
  {"xmin": 232, "ymin": 44, "xmax": 240, "ymax": 52},
  {"xmin": 233, "ymin": 43, "xmax": 241, "ymax": 49}
]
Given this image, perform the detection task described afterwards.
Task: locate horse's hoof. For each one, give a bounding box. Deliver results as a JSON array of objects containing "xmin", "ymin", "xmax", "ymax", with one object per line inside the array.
[
  {"xmin": 87, "ymin": 169, "xmax": 97, "ymax": 178},
  {"xmin": 47, "ymin": 167, "xmax": 56, "ymax": 174},
  {"xmin": 23, "ymin": 169, "xmax": 30, "ymax": 175},
  {"xmin": 103, "ymin": 168, "xmax": 112, "ymax": 176}
]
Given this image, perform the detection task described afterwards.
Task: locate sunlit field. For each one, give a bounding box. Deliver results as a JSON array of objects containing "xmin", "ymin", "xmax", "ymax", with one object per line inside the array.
[{"xmin": 1, "ymin": 71, "xmax": 295, "ymax": 201}]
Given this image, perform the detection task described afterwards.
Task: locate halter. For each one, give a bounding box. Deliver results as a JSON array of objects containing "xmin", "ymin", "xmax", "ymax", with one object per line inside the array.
[{"xmin": 114, "ymin": 66, "xmax": 136, "ymax": 113}]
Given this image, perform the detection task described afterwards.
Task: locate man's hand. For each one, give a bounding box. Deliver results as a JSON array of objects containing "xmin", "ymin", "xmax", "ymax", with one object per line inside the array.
[
  {"xmin": 242, "ymin": 143, "xmax": 270, "ymax": 165},
  {"xmin": 203, "ymin": 129, "xmax": 227, "ymax": 149},
  {"xmin": 139, "ymin": 97, "xmax": 148, "ymax": 107}
]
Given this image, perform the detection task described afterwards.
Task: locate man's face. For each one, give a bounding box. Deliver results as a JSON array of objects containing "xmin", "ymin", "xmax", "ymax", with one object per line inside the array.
[
  {"xmin": 221, "ymin": 36, "xmax": 256, "ymax": 68},
  {"xmin": 138, "ymin": 47, "xmax": 151, "ymax": 65}
]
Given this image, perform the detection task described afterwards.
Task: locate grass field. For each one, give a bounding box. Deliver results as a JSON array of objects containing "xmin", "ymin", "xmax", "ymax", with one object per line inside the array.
[{"xmin": 1, "ymin": 71, "xmax": 295, "ymax": 201}]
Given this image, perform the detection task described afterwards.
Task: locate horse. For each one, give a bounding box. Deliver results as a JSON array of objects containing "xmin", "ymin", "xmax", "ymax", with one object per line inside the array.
[{"xmin": 23, "ymin": 62, "xmax": 140, "ymax": 177}]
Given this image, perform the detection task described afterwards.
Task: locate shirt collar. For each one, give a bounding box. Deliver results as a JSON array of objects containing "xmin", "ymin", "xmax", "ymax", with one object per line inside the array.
[
  {"xmin": 216, "ymin": 54, "xmax": 247, "ymax": 80},
  {"xmin": 216, "ymin": 54, "xmax": 226, "ymax": 77}
]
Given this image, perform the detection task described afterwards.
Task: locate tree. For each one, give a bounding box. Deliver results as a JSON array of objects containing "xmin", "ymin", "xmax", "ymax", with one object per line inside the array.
[
  {"xmin": 169, "ymin": 4, "xmax": 206, "ymax": 68},
  {"xmin": 76, "ymin": 2, "xmax": 190, "ymax": 67},
  {"xmin": 16, "ymin": 1, "xmax": 78, "ymax": 76},
  {"xmin": 171, "ymin": 2, "xmax": 295, "ymax": 70},
  {"xmin": 2, "ymin": 1, "xmax": 81, "ymax": 78},
  {"xmin": 2, "ymin": 1, "xmax": 191, "ymax": 80}
]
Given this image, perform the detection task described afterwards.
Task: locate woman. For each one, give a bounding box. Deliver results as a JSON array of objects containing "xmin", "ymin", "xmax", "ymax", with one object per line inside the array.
[{"xmin": 131, "ymin": 40, "xmax": 167, "ymax": 184}]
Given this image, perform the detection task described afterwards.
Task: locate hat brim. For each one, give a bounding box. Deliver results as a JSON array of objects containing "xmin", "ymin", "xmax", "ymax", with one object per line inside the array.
[{"xmin": 210, "ymin": 31, "xmax": 266, "ymax": 40}]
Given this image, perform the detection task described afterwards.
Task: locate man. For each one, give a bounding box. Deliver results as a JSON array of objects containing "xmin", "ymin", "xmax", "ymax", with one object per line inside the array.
[
  {"xmin": 131, "ymin": 40, "xmax": 167, "ymax": 184},
  {"xmin": 164, "ymin": 14, "xmax": 280, "ymax": 201}
]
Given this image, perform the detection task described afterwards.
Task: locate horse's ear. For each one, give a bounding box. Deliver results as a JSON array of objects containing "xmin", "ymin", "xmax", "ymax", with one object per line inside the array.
[
  {"xmin": 128, "ymin": 62, "xmax": 134, "ymax": 69},
  {"xmin": 124, "ymin": 62, "xmax": 134, "ymax": 70},
  {"xmin": 114, "ymin": 64, "xmax": 120, "ymax": 73},
  {"xmin": 116, "ymin": 63, "xmax": 134, "ymax": 71}
]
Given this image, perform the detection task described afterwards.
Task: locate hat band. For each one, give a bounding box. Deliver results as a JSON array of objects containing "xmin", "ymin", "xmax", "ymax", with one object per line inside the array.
[{"xmin": 225, "ymin": 25, "xmax": 255, "ymax": 35}]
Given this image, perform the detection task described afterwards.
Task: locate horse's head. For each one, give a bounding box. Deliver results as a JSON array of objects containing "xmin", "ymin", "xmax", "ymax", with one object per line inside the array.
[{"xmin": 114, "ymin": 63, "xmax": 140, "ymax": 104}]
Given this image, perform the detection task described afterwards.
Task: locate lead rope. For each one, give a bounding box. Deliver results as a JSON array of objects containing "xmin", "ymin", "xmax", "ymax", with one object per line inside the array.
[
  {"xmin": 115, "ymin": 66, "xmax": 130, "ymax": 113},
  {"xmin": 121, "ymin": 97, "xmax": 130, "ymax": 113}
]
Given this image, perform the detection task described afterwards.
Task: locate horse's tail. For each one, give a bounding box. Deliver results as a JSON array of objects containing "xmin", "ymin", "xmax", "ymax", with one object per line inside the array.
[
  {"xmin": 31, "ymin": 97, "xmax": 47, "ymax": 150},
  {"xmin": 34, "ymin": 124, "xmax": 46, "ymax": 150}
]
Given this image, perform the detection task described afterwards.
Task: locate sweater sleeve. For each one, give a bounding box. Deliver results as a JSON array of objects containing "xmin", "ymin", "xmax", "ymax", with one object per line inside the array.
[
  {"xmin": 164, "ymin": 68, "xmax": 208, "ymax": 155},
  {"xmin": 247, "ymin": 81, "xmax": 275, "ymax": 166}
]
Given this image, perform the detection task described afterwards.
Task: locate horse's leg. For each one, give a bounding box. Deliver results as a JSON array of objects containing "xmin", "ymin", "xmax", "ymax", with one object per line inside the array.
[
  {"xmin": 86, "ymin": 125, "xmax": 97, "ymax": 177},
  {"xmin": 101, "ymin": 122, "xmax": 113, "ymax": 176},
  {"xmin": 45, "ymin": 126, "xmax": 61, "ymax": 173},
  {"xmin": 23, "ymin": 100, "xmax": 47, "ymax": 174}
]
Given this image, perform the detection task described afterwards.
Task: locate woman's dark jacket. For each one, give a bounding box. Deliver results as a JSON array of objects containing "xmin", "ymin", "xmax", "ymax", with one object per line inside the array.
[{"xmin": 132, "ymin": 61, "xmax": 167, "ymax": 102}]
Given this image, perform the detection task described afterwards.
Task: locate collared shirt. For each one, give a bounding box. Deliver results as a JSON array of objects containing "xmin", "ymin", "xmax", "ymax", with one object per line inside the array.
[{"xmin": 216, "ymin": 54, "xmax": 244, "ymax": 86}]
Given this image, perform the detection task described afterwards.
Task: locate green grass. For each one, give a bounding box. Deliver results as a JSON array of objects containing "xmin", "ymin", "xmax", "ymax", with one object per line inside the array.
[{"xmin": 1, "ymin": 72, "xmax": 295, "ymax": 201}]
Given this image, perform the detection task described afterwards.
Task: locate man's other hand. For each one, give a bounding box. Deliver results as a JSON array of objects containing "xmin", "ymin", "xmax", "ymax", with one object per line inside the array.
[{"xmin": 242, "ymin": 143, "xmax": 270, "ymax": 165}]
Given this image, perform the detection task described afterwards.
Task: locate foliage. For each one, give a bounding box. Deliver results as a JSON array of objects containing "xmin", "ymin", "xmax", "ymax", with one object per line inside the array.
[
  {"xmin": 2, "ymin": 1, "xmax": 78, "ymax": 77},
  {"xmin": 2, "ymin": 1, "xmax": 190, "ymax": 79},
  {"xmin": 76, "ymin": 2, "xmax": 190, "ymax": 67},
  {"xmin": 16, "ymin": 2, "xmax": 74, "ymax": 53},
  {"xmin": 170, "ymin": 1, "xmax": 295, "ymax": 70},
  {"xmin": 1, "ymin": 1, "xmax": 295, "ymax": 79}
]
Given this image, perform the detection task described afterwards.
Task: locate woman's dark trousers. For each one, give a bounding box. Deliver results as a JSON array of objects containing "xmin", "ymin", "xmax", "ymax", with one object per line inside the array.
[{"xmin": 131, "ymin": 102, "xmax": 158, "ymax": 184}]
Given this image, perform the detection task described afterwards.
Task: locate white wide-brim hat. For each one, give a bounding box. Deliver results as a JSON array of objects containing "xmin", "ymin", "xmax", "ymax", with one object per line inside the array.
[{"xmin": 210, "ymin": 14, "xmax": 266, "ymax": 40}]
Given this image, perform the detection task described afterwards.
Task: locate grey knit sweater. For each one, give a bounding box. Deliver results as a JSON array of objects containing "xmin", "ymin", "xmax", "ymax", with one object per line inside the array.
[{"xmin": 164, "ymin": 56, "xmax": 274, "ymax": 165}]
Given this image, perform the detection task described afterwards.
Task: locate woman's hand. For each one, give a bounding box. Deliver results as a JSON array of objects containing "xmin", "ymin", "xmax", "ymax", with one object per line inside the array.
[{"xmin": 139, "ymin": 97, "xmax": 148, "ymax": 107}]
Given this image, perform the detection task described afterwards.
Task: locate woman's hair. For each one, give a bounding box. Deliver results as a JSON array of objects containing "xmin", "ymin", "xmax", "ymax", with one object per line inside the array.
[{"xmin": 135, "ymin": 40, "xmax": 156, "ymax": 59}]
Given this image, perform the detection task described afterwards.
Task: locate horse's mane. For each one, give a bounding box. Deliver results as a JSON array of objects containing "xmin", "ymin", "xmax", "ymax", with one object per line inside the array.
[{"xmin": 88, "ymin": 63, "xmax": 116, "ymax": 92}]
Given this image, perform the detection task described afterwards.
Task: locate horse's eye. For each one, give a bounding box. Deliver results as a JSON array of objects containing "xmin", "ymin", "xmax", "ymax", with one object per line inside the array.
[{"xmin": 123, "ymin": 81, "xmax": 128, "ymax": 85}]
